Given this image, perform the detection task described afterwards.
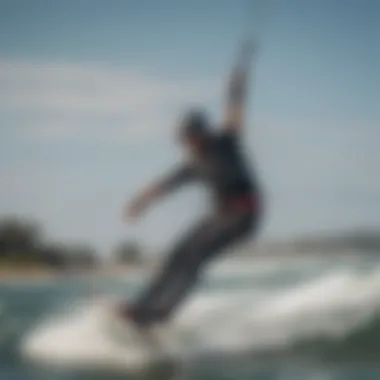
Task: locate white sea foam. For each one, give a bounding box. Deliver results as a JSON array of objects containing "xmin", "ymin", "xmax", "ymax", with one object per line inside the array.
[{"xmin": 21, "ymin": 257, "xmax": 380, "ymax": 372}]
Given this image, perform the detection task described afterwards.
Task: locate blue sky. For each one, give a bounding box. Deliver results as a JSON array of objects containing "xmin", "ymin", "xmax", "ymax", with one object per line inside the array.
[{"xmin": 0, "ymin": 0, "xmax": 379, "ymax": 254}]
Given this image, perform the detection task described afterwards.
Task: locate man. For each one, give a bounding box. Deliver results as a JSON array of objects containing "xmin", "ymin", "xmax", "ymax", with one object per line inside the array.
[{"xmin": 120, "ymin": 40, "xmax": 263, "ymax": 330}]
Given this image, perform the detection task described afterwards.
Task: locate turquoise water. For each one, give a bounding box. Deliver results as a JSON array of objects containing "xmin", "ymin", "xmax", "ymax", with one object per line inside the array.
[{"xmin": 1, "ymin": 254, "xmax": 380, "ymax": 380}]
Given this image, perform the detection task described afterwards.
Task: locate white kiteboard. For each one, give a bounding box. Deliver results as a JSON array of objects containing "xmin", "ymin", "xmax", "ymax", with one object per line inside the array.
[{"xmin": 21, "ymin": 296, "xmax": 179, "ymax": 376}]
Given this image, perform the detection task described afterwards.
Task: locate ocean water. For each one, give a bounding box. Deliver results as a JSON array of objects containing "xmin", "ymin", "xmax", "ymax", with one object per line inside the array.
[{"xmin": 1, "ymin": 253, "xmax": 380, "ymax": 380}]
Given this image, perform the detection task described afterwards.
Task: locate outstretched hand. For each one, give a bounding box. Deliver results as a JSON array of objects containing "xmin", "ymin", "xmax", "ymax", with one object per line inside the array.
[
  {"xmin": 229, "ymin": 39, "xmax": 257, "ymax": 89},
  {"xmin": 123, "ymin": 198, "xmax": 146, "ymax": 222},
  {"xmin": 123, "ymin": 184, "xmax": 160, "ymax": 223}
]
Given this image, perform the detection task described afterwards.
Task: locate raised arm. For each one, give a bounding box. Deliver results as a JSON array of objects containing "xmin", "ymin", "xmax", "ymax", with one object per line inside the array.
[
  {"xmin": 124, "ymin": 164, "xmax": 195, "ymax": 220},
  {"xmin": 223, "ymin": 39, "xmax": 257, "ymax": 133}
]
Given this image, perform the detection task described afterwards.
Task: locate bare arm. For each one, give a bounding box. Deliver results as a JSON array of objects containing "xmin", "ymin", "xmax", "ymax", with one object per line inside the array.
[
  {"xmin": 124, "ymin": 165, "xmax": 194, "ymax": 220},
  {"xmin": 223, "ymin": 40, "xmax": 257, "ymax": 133},
  {"xmin": 135, "ymin": 165, "xmax": 192, "ymax": 205}
]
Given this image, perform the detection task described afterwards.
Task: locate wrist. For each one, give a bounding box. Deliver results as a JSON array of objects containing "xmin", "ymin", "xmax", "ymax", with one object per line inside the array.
[{"xmin": 141, "ymin": 184, "xmax": 159, "ymax": 205}]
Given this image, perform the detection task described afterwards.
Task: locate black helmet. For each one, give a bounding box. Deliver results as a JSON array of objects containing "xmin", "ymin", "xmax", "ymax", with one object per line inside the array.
[{"xmin": 179, "ymin": 109, "xmax": 211, "ymax": 140}]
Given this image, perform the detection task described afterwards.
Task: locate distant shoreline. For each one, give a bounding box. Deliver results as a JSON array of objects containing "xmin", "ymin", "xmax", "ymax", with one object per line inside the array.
[
  {"xmin": 0, "ymin": 264, "xmax": 56, "ymax": 281},
  {"xmin": 1, "ymin": 229, "xmax": 379, "ymax": 282},
  {"xmin": 0, "ymin": 262, "xmax": 146, "ymax": 282}
]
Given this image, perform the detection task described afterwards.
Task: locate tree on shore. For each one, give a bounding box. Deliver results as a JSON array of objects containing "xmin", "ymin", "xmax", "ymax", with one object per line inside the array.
[
  {"xmin": 113, "ymin": 240, "xmax": 143, "ymax": 265},
  {"xmin": 0, "ymin": 217, "xmax": 43, "ymax": 262},
  {"xmin": 67, "ymin": 244, "xmax": 98, "ymax": 268},
  {"xmin": 39, "ymin": 243, "xmax": 70, "ymax": 269},
  {"xmin": 0, "ymin": 216, "xmax": 99, "ymax": 270}
]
